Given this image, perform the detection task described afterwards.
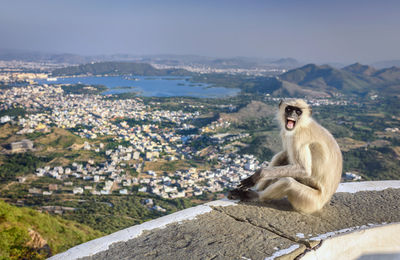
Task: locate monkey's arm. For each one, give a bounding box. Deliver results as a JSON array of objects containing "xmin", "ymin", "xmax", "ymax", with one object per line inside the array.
[
  {"xmin": 229, "ymin": 175, "xmax": 321, "ymax": 201},
  {"xmin": 244, "ymin": 165, "xmax": 309, "ymax": 191},
  {"xmin": 269, "ymin": 150, "xmax": 289, "ymax": 167},
  {"xmin": 261, "ymin": 143, "xmax": 313, "ymax": 179},
  {"xmin": 259, "ymin": 164, "xmax": 308, "ymax": 179}
]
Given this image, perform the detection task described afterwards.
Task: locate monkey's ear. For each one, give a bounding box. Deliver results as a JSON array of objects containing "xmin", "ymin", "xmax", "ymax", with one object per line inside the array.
[
  {"xmin": 309, "ymin": 107, "xmax": 312, "ymax": 115},
  {"xmin": 279, "ymin": 100, "xmax": 283, "ymax": 108}
]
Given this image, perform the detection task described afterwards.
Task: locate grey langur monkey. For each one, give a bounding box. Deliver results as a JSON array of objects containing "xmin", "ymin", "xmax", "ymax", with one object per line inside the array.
[{"xmin": 229, "ymin": 99, "xmax": 342, "ymax": 213}]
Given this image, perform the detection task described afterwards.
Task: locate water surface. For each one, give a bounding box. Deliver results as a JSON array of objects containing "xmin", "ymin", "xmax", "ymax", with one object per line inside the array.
[{"xmin": 37, "ymin": 76, "xmax": 239, "ymax": 98}]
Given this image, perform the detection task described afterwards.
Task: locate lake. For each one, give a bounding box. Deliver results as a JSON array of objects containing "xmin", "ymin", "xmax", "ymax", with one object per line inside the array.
[{"xmin": 36, "ymin": 76, "xmax": 240, "ymax": 98}]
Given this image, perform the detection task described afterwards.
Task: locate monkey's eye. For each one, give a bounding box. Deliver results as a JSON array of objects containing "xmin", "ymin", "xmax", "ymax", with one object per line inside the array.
[
  {"xmin": 295, "ymin": 109, "xmax": 302, "ymax": 116},
  {"xmin": 285, "ymin": 107, "xmax": 292, "ymax": 113}
]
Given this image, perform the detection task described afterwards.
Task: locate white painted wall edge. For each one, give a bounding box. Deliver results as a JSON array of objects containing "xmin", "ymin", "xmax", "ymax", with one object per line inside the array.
[
  {"xmin": 336, "ymin": 180, "xmax": 400, "ymax": 193},
  {"xmin": 301, "ymin": 222, "xmax": 400, "ymax": 260},
  {"xmin": 48, "ymin": 181, "xmax": 400, "ymax": 260},
  {"xmin": 47, "ymin": 199, "xmax": 236, "ymax": 260}
]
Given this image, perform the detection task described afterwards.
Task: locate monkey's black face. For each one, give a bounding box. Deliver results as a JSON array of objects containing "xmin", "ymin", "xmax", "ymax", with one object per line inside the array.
[{"xmin": 284, "ymin": 105, "xmax": 302, "ymax": 131}]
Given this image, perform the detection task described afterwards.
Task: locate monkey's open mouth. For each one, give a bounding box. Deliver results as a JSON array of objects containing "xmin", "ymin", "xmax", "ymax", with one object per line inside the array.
[{"xmin": 286, "ymin": 118, "xmax": 296, "ymax": 130}]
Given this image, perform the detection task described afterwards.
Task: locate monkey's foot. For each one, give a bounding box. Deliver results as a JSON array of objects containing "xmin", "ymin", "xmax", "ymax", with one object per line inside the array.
[
  {"xmin": 228, "ymin": 189, "xmax": 258, "ymax": 201},
  {"xmin": 237, "ymin": 169, "xmax": 261, "ymax": 189}
]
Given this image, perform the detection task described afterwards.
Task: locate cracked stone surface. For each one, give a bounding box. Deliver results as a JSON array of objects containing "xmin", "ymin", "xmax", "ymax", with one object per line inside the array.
[
  {"xmin": 216, "ymin": 189, "xmax": 400, "ymax": 246},
  {"xmin": 80, "ymin": 210, "xmax": 299, "ymax": 260},
  {"xmin": 79, "ymin": 189, "xmax": 400, "ymax": 260}
]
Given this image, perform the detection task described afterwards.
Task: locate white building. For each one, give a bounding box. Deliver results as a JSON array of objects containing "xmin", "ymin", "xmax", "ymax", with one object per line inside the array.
[{"xmin": 73, "ymin": 187, "xmax": 84, "ymax": 194}]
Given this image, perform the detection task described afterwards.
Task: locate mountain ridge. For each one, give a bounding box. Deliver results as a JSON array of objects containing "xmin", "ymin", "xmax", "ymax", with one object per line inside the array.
[
  {"xmin": 279, "ymin": 63, "xmax": 400, "ymax": 96},
  {"xmin": 0, "ymin": 49, "xmax": 301, "ymax": 69}
]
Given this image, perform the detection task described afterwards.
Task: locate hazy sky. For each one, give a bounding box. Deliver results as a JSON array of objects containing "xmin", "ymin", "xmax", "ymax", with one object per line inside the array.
[{"xmin": 1, "ymin": 0, "xmax": 399, "ymax": 63}]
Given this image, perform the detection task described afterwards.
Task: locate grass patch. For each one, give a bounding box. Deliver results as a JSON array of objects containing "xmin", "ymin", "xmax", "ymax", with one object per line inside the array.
[
  {"xmin": 142, "ymin": 159, "xmax": 212, "ymax": 174},
  {"xmin": 0, "ymin": 200, "xmax": 103, "ymax": 259}
]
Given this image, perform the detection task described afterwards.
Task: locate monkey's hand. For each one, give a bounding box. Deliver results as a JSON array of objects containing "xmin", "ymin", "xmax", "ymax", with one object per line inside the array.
[
  {"xmin": 237, "ymin": 169, "xmax": 262, "ymax": 189},
  {"xmin": 228, "ymin": 188, "xmax": 258, "ymax": 201}
]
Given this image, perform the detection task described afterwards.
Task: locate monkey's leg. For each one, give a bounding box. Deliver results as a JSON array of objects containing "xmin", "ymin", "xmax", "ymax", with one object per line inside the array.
[
  {"xmin": 258, "ymin": 177, "xmax": 294, "ymax": 200},
  {"xmin": 254, "ymin": 178, "xmax": 279, "ymax": 191},
  {"xmin": 258, "ymin": 177, "xmax": 322, "ymax": 213},
  {"xmin": 256, "ymin": 174, "xmax": 321, "ymax": 192}
]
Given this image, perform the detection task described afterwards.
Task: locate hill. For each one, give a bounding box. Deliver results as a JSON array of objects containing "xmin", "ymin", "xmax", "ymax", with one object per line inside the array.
[
  {"xmin": 271, "ymin": 57, "xmax": 301, "ymax": 68},
  {"xmin": 342, "ymin": 62, "xmax": 377, "ymax": 76},
  {"xmin": 273, "ymin": 79, "xmax": 330, "ymax": 97},
  {"xmin": 373, "ymin": 66, "xmax": 400, "ymax": 82},
  {"xmin": 280, "ymin": 64, "xmax": 371, "ymax": 94},
  {"xmin": 0, "ymin": 200, "xmax": 103, "ymax": 259},
  {"xmin": 51, "ymin": 62, "xmax": 191, "ymax": 77},
  {"xmin": 220, "ymin": 101, "xmax": 275, "ymax": 123},
  {"xmin": 279, "ymin": 63, "xmax": 400, "ymax": 96},
  {"xmin": 0, "ymin": 49, "xmax": 89, "ymax": 64}
]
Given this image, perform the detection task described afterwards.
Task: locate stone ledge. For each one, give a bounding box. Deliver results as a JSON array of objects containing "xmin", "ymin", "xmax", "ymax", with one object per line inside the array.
[{"xmin": 49, "ymin": 181, "xmax": 400, "ymax": 260}]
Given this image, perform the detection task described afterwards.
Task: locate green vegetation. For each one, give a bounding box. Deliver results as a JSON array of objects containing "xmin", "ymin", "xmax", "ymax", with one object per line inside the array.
[
  {"xmin": 63, "ymin": 195, "xmax": 195, "ymax": 233},
  {"xmin": 0, "ymin": 83, "xmax": 14, "ymax": 90},
  {"xmin": 0, "ymin": 83, "xmax": 29, "ymax": 90},
  {"xmin": 104, "ymin": 92, "xmax": 138, "ymax": 100},
  {"xmin": 143, "ymin": 159, "xmax": 209, "ymax": 174},
  {"xmin": 0, "ymin": 127, "xmax": 105, "ymax": 188},
  {"xmin": 238, "ymin": 134, "xmax": 276, "ymax": 161},
  {"xmin": 114, "ymin": 118, "xmax": 178, "ymax": 128},
  {"xmin": 0, "ymin": 153, "xmax": 50, "ymax": 183},
  {"xmin": 0, "ymin": 107, "xmax": 27, "ymax": 118},
  {"xmin": 190, "ymin": 113, "xmax": 219, "ymax": 128},
  {"xmin": 343, "ymin": 147, "xmax": 400, "ymax": 180},
  {"xmin": 35, "ymin": 128, "xmax": 83, "ymax": 149},
  {"xmin": 52, "ymin": 62, "xmax": 190, "ymax": 77},
  {"xmin": 310, "ymin": 98, "xmax": 400, "ymax": 179},
  {"xmin": 0, "ymin": 200, "xmax": 102, "ymax": 259},
  {"xmin": 14, "ymin": 194, "xmax": 197, "ymax": 234},
  {"xmin": 61, "ymin": 84, "xmax": 108, "ymax": 95},
  {"xmin": 234, "ymin": 117, "xmax": 275, "ymax": 132},
  {"xmin": 190, "ymin": 73, "xmax": 281, "ymax": 94}
]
